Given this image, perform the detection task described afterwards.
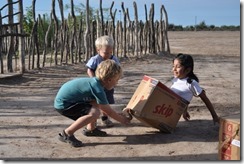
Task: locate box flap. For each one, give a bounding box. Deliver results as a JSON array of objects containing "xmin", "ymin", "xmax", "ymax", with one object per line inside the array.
[
  {"xmin": 144, "ymin": 75, "xmax": 189, "ymax": 104},
  {"xmin": 126, "ymin": 75, "xmax": 157, "ymax": 111}
]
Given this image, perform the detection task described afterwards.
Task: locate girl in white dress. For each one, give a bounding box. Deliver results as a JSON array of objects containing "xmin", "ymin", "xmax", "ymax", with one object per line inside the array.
[{"xmin": 170, "ymin": 53, "xmax": 219, "ymax": 124}]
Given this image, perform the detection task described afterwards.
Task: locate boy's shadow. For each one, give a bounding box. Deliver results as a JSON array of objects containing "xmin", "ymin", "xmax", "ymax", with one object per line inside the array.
[{"xmin": 85, "ymin": 119, "xmax": 219, "ymax": 146}]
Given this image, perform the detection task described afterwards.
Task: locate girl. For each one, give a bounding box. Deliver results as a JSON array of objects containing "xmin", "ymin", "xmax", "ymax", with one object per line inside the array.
[{"xmin": 170, "ymin": 53, "xmax": 219, "ymax": 124}]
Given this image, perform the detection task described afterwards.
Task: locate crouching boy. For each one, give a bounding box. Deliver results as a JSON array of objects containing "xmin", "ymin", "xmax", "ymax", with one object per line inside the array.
[{"xmin": 54, "ymin": 59, "xmax": 131, "ymax": 147}]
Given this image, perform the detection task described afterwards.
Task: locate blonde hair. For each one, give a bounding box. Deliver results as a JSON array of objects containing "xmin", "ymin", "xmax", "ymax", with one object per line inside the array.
[
  {"xmin": 95, "ymin": 59, "xmax": 122, "ymax": 81},
  {"xmin": 95, "ymin": 35, "xmax": 114, "ymax": 49}
]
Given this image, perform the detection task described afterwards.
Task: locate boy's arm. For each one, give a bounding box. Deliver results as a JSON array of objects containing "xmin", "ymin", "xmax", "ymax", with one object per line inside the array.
[
  {"xmin": 87, "ymin": 68, "xmax": 95, "ymax": 77},
  {"xmin": 86, "ymin": 57, "xmax": 97, "ymax": 77},
  {"xmin": 98, "ymin": 104, "xmax": 131, "ymax": 125},
  {"xmin": 199, "ymin": 90, "xmax": 219, "ymax": 124}
]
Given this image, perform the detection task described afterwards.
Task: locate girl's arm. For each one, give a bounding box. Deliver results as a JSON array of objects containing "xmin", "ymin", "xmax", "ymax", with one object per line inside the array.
[
  {"xmin": 183, "ymin": 107, "xmax": 190, "ymax": 121},
  {"xmin": 199, "ymin": 90, "xmax": 219, "ymax": 124}
]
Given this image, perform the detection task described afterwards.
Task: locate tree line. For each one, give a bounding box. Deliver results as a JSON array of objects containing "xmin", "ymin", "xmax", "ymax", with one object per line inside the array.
[{"xmin": 168, "ymin": 21, "xmax": 240, "ymax": 31}]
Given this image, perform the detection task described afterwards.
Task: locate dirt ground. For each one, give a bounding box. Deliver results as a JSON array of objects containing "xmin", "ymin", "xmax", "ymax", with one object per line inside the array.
[{"xmin": 0, "ymin": 31, "xmax": 240, "ymax": 161}]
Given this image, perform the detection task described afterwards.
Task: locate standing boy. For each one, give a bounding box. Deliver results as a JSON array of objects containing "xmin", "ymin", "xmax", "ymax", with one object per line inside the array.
[{"xmin": 86, "ymin": 35, "xmax": 120, "ymax": 127}]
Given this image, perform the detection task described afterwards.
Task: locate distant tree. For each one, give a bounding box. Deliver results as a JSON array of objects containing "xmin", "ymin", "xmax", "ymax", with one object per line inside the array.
[
  {"xmin": 196, "ymin": 21, "xmax": 207, "ymax": 30},
  {"xmin": 23, "ymin": 6, "xmax": 34, "ymax": 35},
  {"xmin": 168, "ymin": 23, "xmax": 175, "ymax": 31},
  {"xmin": 184, "ymin": 25, "xmax": 195, "ymax": 31},
  {"xmin": 38, "ymin": 13, "xmax": 54, "ymax": 48},
  {"xmin": 23, "ymin": 6, "xmax": 53, "ymax": 48},
  {"xmin": 209, "ymin": 25, "xmax": 215, "ymax": 30},
  {"xmin": 64, "ymin": 2, "xmax": 111, "ymax": 23},
  {"xmin": 174, "ymin": 25, "xmax": 183, "ymax": 31}
]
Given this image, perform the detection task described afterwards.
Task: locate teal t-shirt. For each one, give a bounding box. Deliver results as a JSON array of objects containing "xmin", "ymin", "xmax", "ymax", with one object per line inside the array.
[{"xmin": 54, "ymin": 77, "xmax": 108, "ymax": 110}]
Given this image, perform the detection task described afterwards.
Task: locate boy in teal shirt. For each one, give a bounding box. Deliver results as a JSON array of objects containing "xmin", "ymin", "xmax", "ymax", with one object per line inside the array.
[{"xmin": 54, "ymin": 60, "xmax": 131, "ymax": 147}]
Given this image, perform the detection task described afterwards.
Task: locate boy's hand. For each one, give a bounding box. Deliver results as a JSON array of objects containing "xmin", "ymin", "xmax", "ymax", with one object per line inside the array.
[
  {"xmin": 122, "ymin": 108, "xmax": 134, "ymax": 120},
  {"xmin": 118, "ymin": 113, "xmax": 131, "ymax": 125}
]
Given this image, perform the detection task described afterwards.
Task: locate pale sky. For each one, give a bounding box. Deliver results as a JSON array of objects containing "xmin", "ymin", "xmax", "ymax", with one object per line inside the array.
[{"xmin": 0, "ymin": 0, "xmax": 241, "ymax": 27}]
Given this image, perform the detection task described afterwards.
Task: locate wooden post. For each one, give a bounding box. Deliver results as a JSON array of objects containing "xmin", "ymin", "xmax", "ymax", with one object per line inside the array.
[
  {"xmin": 42, "ymin": 13, "xmax": 53, "ymax": 67},
  {"xmin": 0, "ymin": 12, "xmax": 3, "ymax": 73},
  {"xmin": 52, "ymin": 0, "xmax": 59, "ymax": 65},
  {"xmin": 84, "ymin": 0, "xmax": 90, "ymax": 61},
  {"xmin": 149, "ymin": 3, "xmax": 155, "ymax": 54},
  {"xmin": 133, "ymin": 2, "xmax": 138, "ymax": 57},
  {"xmin": 161, "ymin": 5, "xmax": 170, "ymax": 54},
  {"xmin": 121, "ymin": 2, "xmax": 127, "ymax": 58},
  {"xmin": 18, "ymin": 0, "xmax": 25, "ymax": 73},
  {"xmin": 110, "ymin": 1, "xmax": 116, "ymax": 54},
  {"xmin": 99, "ymin": 0, "xmax": 104, "ymax": 36},
  {"xmin": 7, "ymin": 0, "xmax": 14, "ymax": 72},
  {"xmin": 58, "ymin": 0, "xmax": 65, "ymax": 64},
  {"xmin": 70, "ymin": 0, "xmax": 77, "ymax": 63}
]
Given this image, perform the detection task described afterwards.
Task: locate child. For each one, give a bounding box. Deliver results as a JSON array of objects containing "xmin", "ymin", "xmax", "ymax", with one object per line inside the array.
[
  {"xmin": 86, "ymin": 35, "xmax": 120, "ymax": 127},
  {"xmin": 170, "ymin": 53, "xmax": 219, "ymax": 124},
  {"xmin": 54, "ymin": 60, "xmax": 131, "ymax": 147}
]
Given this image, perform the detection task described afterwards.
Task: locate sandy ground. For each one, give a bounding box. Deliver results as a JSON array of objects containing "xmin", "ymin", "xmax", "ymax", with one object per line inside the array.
[{"xmin": 0, "ymin": 31, "xmax": 240, "ymax": 161}]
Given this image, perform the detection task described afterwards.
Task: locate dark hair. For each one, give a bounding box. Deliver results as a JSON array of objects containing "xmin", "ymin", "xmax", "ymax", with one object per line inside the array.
[{"xmin": 173, "ymin": 53, "xmax": 199, "ymax": 83}]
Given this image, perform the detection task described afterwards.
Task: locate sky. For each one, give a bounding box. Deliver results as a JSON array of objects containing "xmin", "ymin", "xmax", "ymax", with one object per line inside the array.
[{"xmin": 0, "ymin": 0, "xmax": 241, "ymax": 27}]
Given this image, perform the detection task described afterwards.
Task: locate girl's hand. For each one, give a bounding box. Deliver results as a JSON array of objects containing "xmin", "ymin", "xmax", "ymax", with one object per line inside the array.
[
  {"xmin": 183, "ymin": 111, "xmax": 190, "ymax": 121},
  {"xmin": 213, "ymin": 115, "xmax": 220, "ymax": 125}
]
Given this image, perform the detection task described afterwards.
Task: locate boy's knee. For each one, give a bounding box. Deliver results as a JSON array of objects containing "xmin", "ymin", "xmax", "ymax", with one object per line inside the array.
[{"xmin": 89, "ymin": 107, "xmax": 101, "ymax": 118}]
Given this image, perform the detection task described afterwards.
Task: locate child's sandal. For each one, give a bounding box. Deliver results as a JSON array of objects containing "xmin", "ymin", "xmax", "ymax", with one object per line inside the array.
[
  {"xmin": 58, "ymin": 130, "xmax": 83, "ymax": 147},
  {"xmin": 82, "ymin": 128, "xmax": 107, "ymax": 137}
]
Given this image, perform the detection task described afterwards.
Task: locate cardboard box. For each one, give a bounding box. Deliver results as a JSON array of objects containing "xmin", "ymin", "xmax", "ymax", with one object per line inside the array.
[
  {"xmin": 218, "ymin": 114, "xmax": 240, "ymax": 160},
  {"xmin": 126, "ymin": 75, "xmax": 189, "ymax": 133}
]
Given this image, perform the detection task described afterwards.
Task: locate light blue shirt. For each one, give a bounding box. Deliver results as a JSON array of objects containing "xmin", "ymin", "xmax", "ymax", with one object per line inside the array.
[{"xmin": 86, "ymin": 54, "xmax": 120, "ymax": 71}]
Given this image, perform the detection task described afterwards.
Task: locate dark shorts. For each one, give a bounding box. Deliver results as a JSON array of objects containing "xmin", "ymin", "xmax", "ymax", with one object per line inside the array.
[
  {"xmin": 56, "ymin": 103, "xmax": 92, "ymax": 121},
  {"xmin": 105, "ymin": 88, "xmax": 115, "ymax": 104}
]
